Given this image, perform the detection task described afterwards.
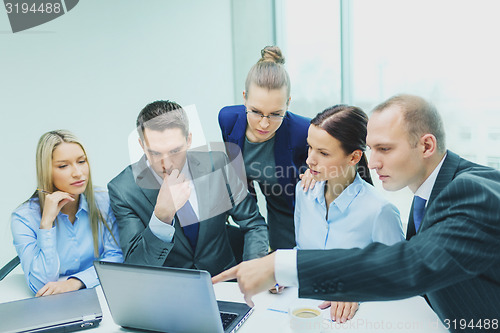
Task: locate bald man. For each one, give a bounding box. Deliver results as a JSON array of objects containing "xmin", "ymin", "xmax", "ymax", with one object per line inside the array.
[{"xmin": 213, "ymin": 94, "xmax": 500, "ymax": 330}]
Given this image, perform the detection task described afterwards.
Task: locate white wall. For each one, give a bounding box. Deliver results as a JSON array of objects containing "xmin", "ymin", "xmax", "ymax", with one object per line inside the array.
[
  {"xmin": 0, "ymin": 0, "xmax": 237, "ymax": 266},
  {"xmin": 231, "ymin": 0, "xmax": 276, "ymax": 102}
]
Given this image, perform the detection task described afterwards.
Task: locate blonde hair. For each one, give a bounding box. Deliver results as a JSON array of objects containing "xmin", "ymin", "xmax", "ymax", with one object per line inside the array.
[
  {"xmin": 35, "ymin": 130, "xmax": 117, "ymax": 257},
  {"xmin": 245, "ymin": 46, "xmax": 291, "ymax": 101}
]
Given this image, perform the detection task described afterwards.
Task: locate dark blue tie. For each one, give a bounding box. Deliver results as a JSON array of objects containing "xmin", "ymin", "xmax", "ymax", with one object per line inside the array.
[
  {"xmin": 176, "ymin": 200, "xmax": 199, "ymax": 251},
  {"xmin": 413, "ymin": 196, "xmax": 427, "ymax": 232}
]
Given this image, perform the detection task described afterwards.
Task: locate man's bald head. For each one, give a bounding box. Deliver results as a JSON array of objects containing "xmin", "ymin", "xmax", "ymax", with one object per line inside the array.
[{"xmin": 372, "ymin": 94, "xmax": 446, "ymax": 153}]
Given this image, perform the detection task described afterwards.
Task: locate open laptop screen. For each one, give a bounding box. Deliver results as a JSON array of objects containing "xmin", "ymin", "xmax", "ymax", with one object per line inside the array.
[{"xmin": 94, "ymin": 261, "xmax": 251, "ymax": 333}]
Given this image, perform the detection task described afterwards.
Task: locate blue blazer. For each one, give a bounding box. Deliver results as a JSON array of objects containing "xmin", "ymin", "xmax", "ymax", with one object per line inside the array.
[
  {"xmin": 218, "ymin": 105, "xmax": 310, "ymax": 210},
  {"xmin": 296, "ymin": 151, "xmax": 500, "ymax": 326}
]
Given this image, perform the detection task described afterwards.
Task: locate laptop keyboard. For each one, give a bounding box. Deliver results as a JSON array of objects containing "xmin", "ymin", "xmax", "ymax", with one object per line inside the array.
[{"xmin": 220, "ymin": 312, "xmax": 238, "ymax": 330}]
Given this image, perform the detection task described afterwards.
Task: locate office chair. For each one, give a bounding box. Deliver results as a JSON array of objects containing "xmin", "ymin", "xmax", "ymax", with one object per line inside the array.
[
  {"xmin": 226, "ymin": 224, "xmax": 244, "ymax": 264},
  {"xmin": 0, "ymin": 256, "xmax": 20, "ymax": 281}
]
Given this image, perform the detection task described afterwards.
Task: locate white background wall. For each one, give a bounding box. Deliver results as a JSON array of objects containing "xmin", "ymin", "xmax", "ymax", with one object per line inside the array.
[{"xmin": 0, "ymin": 0, "xmax": 252, "ymax": 266}]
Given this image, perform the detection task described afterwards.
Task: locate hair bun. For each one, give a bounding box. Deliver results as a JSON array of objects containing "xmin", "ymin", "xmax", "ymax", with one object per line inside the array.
[{"xmin": 259, "ymin": 46, "xmax": 285, "ymax": 64}]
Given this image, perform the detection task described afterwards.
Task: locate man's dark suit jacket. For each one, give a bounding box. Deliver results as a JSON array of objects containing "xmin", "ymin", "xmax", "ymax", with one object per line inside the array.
[
  {"xmin": 107, "ymin": 150, "xmax": 269, "ymax": 277},
  {"xmin": 296, "ymin": 151, "xmax": 500, "ymax": 326}
]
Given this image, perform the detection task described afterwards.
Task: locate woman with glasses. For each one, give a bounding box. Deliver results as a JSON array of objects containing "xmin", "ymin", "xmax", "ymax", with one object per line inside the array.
[
  {"xmin": 218, "ymin": 46, "xmax": 310, "ymax": 251},
  {"xmin": 11, "ymin": 130, "xmax": 123, "ymax": 296}
]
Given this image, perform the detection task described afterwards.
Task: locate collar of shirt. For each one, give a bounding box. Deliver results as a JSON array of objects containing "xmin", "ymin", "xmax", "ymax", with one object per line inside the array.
[
  {"xmin": 77, "ymin": 194, "xmax": 89, "ymax": 213},
  {"xmin": 414, "ymin": 152, "xmax": 447, "ymax": 203},
  {"xmin": 310, "ymin": 173, "xmax": 364, "ymax": 213},
  {"xmin": 56, "ymin": 193, "xmax": 88, "ymax": 221}
]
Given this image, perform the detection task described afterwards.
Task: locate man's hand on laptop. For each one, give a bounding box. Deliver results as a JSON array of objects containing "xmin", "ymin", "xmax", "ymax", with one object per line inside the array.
[
  {"xmin": 36, "ymin": 278, "xmax": 84, "ymax": 297},
  {"xmin": 212, "ymin": 253, "xmax": 277, "ymax": 307},
  {"xmin": 154, "ymin": 169, "xmax": 191, "ymax": 224}
]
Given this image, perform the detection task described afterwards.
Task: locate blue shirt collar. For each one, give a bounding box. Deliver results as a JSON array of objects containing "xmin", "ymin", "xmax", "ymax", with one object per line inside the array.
[
  {"xmin": 311, "ymin": 173, "xmax": 364, "ymax": 213},
  {"xmin": 414, "ymin": 152, "xmax": 447, "ymax": 202},
  {"xmin": 310, "ymin": 180, "xmax": 326, "ymax": 205},
  {"xmin": 77, "ymin": 193, "xmax": 89, "ymax": 214}
]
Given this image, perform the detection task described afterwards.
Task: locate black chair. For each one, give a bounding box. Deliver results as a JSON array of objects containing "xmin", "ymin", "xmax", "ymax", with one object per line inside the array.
[
  {"xmin": 0, "ymin": 256, "xmax": 20, "ymax": 281},
  {"xmin": 226, "ymin": 224, "xmax": 244, "ymax": 264}
]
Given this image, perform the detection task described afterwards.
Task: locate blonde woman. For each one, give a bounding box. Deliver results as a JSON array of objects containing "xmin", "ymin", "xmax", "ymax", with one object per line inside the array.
[{"xmin": 11, "ymin": 130, "xmax": 123, "ymax": 296}]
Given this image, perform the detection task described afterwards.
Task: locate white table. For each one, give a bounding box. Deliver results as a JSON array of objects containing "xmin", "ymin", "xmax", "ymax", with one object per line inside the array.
[{"xmin": 0, "ymin": 267, "xmax": 448, "ymax": 332}]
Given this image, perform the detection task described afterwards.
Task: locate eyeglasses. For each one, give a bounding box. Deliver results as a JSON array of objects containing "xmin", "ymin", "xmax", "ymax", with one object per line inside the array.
[{"xmin": 246, "ymin": 109, "xmax": 285, "ymax": 123}]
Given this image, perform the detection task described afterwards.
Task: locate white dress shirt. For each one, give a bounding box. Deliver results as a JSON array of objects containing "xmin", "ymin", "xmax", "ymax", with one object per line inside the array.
[{"xmin": 414, "ymin": 153, "xmax": 447, "ymax": 204}]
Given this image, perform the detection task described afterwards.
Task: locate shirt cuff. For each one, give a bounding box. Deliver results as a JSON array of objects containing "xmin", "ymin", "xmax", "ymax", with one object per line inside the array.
[
  {"xmin": 68, "ymin": 266, "xmax": 96, "ymax": 289},
  {"xmin": 149, "ymin": 213, "xmax": 175, "ymax": 242},
  {"xmin": 274, "ymin": 249, "xmax": 299, "ymax": 287}
]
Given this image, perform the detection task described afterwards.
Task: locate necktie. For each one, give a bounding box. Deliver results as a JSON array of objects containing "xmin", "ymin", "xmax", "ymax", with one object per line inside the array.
[
  {"xmin": 176, "ymin": 200, "xmax": 199, "ymax": 251},
  {"xmin": 413, "ymin": 196, "xmax": 427, "ymax": 232}
]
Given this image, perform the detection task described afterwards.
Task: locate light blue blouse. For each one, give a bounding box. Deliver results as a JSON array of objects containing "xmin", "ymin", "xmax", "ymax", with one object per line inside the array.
[
  {"xmin": 294, "ymin": 174, "xmax": 405, "ymax": 250},
  {"xmin": 11, "ymin": 190, "xmax": 123, "ymax": 293}
]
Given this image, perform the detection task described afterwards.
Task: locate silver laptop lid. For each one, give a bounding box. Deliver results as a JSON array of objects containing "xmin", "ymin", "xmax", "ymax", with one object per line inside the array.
[
  {"xmin": 0, "ymin": 288, "xmax": 102, "ymax": 333},
  {"xmin": 95, "ymin": 261, "xmax": 225, "ymax": 333}
]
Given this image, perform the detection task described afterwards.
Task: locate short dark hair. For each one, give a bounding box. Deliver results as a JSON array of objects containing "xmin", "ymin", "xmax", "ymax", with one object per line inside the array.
[
  {"xmin": 311, "ymin": 104, "xmax": 372, "ymax": 185},
  {"xmin": 372, "ymin": 94, "xmax": 446, "ymax": 152},
  {"xmin": 136, "ymin": 100, "xmax": 189, "ymax": 140}
]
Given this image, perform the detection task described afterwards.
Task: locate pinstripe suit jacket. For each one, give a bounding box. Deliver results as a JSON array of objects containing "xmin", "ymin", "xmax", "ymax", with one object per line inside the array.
[{"xmin": 297, "ymin": 151, "xmax": 500, "ymax": 325}]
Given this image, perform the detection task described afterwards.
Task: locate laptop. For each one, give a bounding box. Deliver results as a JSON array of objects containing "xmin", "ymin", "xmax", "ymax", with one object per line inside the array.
[
  {"xmin": 94, "ymin": 261, "xmax": 252, "ymax": 333},
  {"xmin": 0, "ymin": 288, "xmax": 102, "ymax": 333}
]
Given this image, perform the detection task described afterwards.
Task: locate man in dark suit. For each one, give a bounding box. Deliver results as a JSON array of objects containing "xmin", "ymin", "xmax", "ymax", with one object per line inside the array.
[
  {"xmin": 108, "ymin": 100, "xmax": 269, "ymax": 276},
  {"xmin": 213, "ymin": 94, "xmax": 500, "ymax": 329}
]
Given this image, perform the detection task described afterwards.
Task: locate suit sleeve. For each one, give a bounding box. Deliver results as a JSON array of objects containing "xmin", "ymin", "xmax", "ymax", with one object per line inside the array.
[
  {"xmin": 216, "ymin": 152, "xmax": 269, "ymax": 260},
  {"xmin": 107, "ymin": 180, "xmax": 175, "ymax": 266},
  {"xmin": 297, "ymin": 173, "xmax": 500, "ymax": 302},
  {"xmin": 230, "ymin": 196, "xmax": 269, "ymax": 261}
]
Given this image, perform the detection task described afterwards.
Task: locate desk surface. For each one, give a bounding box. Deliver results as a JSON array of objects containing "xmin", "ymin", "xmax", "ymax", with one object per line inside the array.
[{"xmin": 0, "ymin": 267, "xmax": 448, "ymax": 333}]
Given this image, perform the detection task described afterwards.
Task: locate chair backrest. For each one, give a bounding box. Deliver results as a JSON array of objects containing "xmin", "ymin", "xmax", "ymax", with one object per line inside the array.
[
  {"xmin": 226, "ymin": 224, "xmax": 244, "ymax": 264},
  {"xmin": 0, "ymin": 256, "xmax": 20, "ymax": 281}
]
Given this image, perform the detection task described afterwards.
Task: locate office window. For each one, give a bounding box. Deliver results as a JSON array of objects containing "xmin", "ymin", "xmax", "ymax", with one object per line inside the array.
[
  {"xmin": 458, "ymin": 127, "xmax": 473, "ymax": 141},
  {"xmin": 279, "ymin": 0, "xmax": 500, "ymax": 221},
  {"xmin": 488, "ymin": 128, "xmax": 500, "ymax": 141},
  {"xmin": 350, "ymin": 0, "xmax": 500, "ymax": 169},
  {"xmin": 277, "ymin": 0, "xmax": 341, "ymax": 118},
  {"xmin": 487, "ymin": 157, "xmax": 500, "ymax": 170},
  {"xmin": 353, "ymin": 0, "xmax": 500, "ymax": 219}
]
